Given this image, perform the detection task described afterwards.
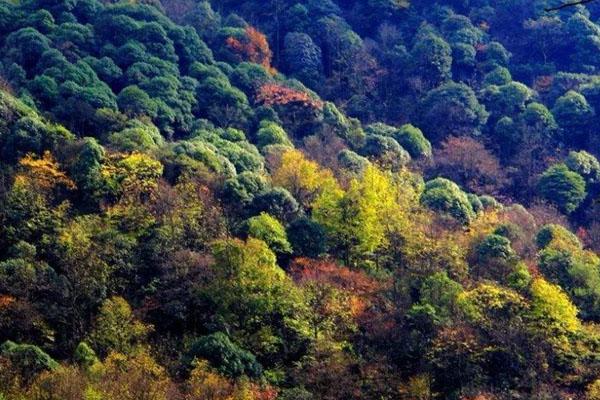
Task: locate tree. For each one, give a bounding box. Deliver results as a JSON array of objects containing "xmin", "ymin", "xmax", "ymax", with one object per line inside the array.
[
  {"xmin": 565, "ymin": 150, "xmax": 600, "ymax": 184},
  {"xmin": 394, "ymin": 124, "xmax": 432, "ymax": 159},
  {"xmin": 250, "ymin": 187, "xmax": 301, "ymax": 223},
  {"xmin": 226, "ymin": 26, "xmax": 275, "ymax": 74},
  {"xmin": 89, "ymin": 296, "xmax": 150, "ymax": 357},
  {"xmin": 410, "ymin": 33, "xmax": 452, "ymax": 89},
  {"xmin": 470, "ymin": 234, "xmax": 521, "ymax": 282},
  {"xmin": 482, "ymin": 81, "xmax": 533, "ymax": 119},
  {"xmin": 0, "ymin": 341, "xmax": 58, "ymax": 383},
  {"xmin": 552, "ymin": 90, "xmax": 594, "ymax": 147},
  {"xmin": 271, "ymin": 148, "xmax": 338, "ymax": 208},
  {"xmin": 313, "ymin": 165, "xmax": 414, "ymax": 265},
  {"xmin": 417, "ymin": 272, "xmax": 464, "ymax": 324},
  {"xmin": 283, "ymin": 32, "xmax": 323, "ymax": 87},
  {"xmin": 245, "ymin": 212, "xmax": 292, "ymax": 254},
  {"xmin": 117, "ymin": 85, "xmax": 159, "ymax": 118},
  {"xmin": 93, "ymin": 351, "xmax": 171, "ymax": 400},
  {"xmin": 418, "ymin": 82, "xmax": 488, "ymax": 143},
  {"xmin": 287, "ymin": 217, "xmax": 328, "ymax": 258},
  {"xmin": 420, "ymin": 178, "xmax": 475, "ymax": 225},
  {"xmin": 200, "ymin": 238, "xmax": 308, "ymax": 363},
  {"xmin": 183, "ymin": 332, "xmax": 262, "ymax": 378},
  {"xmin": 255, "ymin": 120, "xmax": 292, "ymax": 149},
  {"xmin": 537, "ymin": 163, "xmax": 586, "ymax": 214},
  {"xmin": 360, "ymin": 134, "xmax": 410, "ymax": 171},
  {"xmin": 289, "ymin": 258, "xmax": 377, "ymax": 340},
  {"xmin": 431, "ymin": 136, "xmax": 508, "ymax": 195},
  {"xmin": 528, "ymin": 278, "xmax": 581, "ymax": 337}
]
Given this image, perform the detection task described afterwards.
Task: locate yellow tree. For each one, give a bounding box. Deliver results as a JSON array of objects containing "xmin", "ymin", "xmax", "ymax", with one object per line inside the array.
[
  {"xmin": 312, "ymin": 165, "xmax": 418, "ymax": 267},
  {"xmin": 271, "ymin": 149, "xmax": 339, "ymax": 208}
]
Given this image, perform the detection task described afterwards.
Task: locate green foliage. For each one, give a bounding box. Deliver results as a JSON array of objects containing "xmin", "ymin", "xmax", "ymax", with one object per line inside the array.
[
  {"xmin": 418, "ymin": 272, "xmax": 464, "ymax": 323},
  {"xmin": 483, "ymin": 66, "xmax": 512, "ymax": 86},
  {"xmin": 117, "ymin": 85, "xmax": 158, "ymax": 118},
  {"xmin": 552, "ymin": 90, "xmax": 594, "ymax": 146},
  {"xmin": 418, "ymin": 81, "xmax": 488, "ymax": 142},
  {"xmin": 410, "ymin": 33, "xmax": 452, "ymax": 88},
  {"xmin": 536, "ymin": 224, "xmax": 582, "ymax": 251},
  {"xmin": 2, "ymin": 0, "xmax": 600, "ymax": 398},
  {"xmin": 183, "ymin": 332, "xmax": 262, "ymax": 378},
  {"xmin": 255, "ymin": 120, "xmax": 292, "ymax": 149},
  {"xmin": 245, "ymin": 212, "xmax": 292, "ymax": 254},
  {"xmin": 565, "ymin": 150, "xmax": 600, "ymax": 184},
  {"xmin": 201, "ymin": 238, "xmax": 308, "ymax": 362},
  {"xmin": 287, "ymin": 217, "xmax": 328, "ymax": 258},
  {"xmin": 421, "ymin": 178, "xmax": 475, "ymax": 224},
  {"xmin": 73, "ymin": 342, "xmax": 98, "ymax": 369},
  {"xmin": 537, "ymin": 163, "xmax": 587, "ymax": 214},
  {"xmin": 394, "ymin": 124, "xmax": 432, "ymax": 159},
  {"xmin": 1, "ymin": 340, "xmax": 58, "ymax": 380}
]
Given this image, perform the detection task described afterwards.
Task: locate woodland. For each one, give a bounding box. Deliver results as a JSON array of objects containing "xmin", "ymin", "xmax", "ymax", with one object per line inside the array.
[{"xmin": 2, "ymin": 0, "xmax": 600, "ymax": 399}]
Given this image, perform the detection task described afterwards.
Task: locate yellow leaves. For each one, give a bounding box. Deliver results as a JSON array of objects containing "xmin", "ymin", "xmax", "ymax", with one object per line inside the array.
[
  {"xmin": 271, "ymin": 149, "xmax": 339, "ymax": 207},
  {"xmin": 101, "ymin": 152, "xmax": 164, "ymax": 234},
  {"xmin": 587, "ymin": 378, "xmax": 600, "ymax": 400},
  {"xmin": 460, "ymin": 282, "xmax": 527, "ymax": 324},
  {"xmin": 116, "ymin": 152, "xmax": 163, "ymax": 197},
  {"xmin": 101, "ymin": 151, "xmax": 163, "ymax": 202},
  {"xmin": 187, "ymin": 360, "xmax": 233, "ymax": 400},
  {"xmin": 398, "ymin": 374, "xmax": 433, "ymax": 400},
  {"xmin": 530, "ymin": 278, "xmax": 581, "ymax": 335},
  {"xmin": 312, "ymin": 164, "xmax": 422, "ymax": 264},
  {"xmin": 95, "ymin": 350, "xmax": 171, "ymax": 400},
  {"xmin": 17, "ymin": 151, "xmax": 75, "ymax": 193}
]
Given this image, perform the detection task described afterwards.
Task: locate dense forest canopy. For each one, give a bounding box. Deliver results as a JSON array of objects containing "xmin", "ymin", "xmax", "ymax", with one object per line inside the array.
[{"xmin": 3, "ymin": 0, "xmax": 600, "ymax": 399}]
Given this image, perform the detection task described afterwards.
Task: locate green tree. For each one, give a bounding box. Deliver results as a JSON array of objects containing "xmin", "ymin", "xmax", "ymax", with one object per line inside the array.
[
  {"xmin": 245, "ymin": 212, "xmax": 292, "ymax": 254},
  {"xmin": 552, "ymin": 90, "xmax": 594, "ymax": 147},
  {"xmin": 200, "ymin": 238, "xmax": 308, "ymax": 364},
  {"xmin": 420, "ymin": 178, "xmax": 475, "ymax": 225},
  {"xmin": 117, "ymin": 85, "xmax": 159, "ymax": 118},
  {"xmin": 537, "ymin": 163, "xmax": 586, "ymax": 214},
  {"xmin": 183, "ymin": 332, "xmax": 262, "ymax": 378},
  {"xmin": 418, "ymin": 82, "xmax": 488, "ymax": 142}
]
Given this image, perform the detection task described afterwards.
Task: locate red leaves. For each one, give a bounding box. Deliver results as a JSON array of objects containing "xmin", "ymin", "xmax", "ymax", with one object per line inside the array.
[
  {"xmin": 290, "ymin": 258, "xmax": 378, "ymax": 295},
  {"xmin": 256, "ymin": 83, "xmax": 323, "ymax": 109}
]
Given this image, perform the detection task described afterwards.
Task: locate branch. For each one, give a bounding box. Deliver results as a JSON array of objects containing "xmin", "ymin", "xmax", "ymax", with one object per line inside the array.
[{"xmin": 545, "ymin": 0, "xmax": 596, "ymax": 11}]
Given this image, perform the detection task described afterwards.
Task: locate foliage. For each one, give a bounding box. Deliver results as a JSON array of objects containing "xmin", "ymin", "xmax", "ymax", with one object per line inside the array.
[
  {"xmin": 537, "ymin": 163, "xmax": 587, "ymax": 214},
  {"xmin": 1, "ymin": 0, "xmax": 600, "ymax": 398},
  {"xmin": 185, "ymin": 333, "xmax": 262, "ymax": 381},
  {"xmin": 245, "ymin": 212, "xmax": 292, "ymax": 254}
]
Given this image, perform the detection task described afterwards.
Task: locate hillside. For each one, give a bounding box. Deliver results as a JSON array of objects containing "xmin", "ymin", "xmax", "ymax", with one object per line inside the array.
[{"xmin": 0, "ymin": 0, "xmax": 600, "ymax": 399}]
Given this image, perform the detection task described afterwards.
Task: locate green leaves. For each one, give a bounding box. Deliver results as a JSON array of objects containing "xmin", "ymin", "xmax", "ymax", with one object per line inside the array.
[{"xmin": 537, "ymin": 163, "xmax": 586, "ymax": 214}]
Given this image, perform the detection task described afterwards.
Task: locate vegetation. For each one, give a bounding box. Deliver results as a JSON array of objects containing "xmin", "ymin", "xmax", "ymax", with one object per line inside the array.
[{"xmin": 1, "ymin": 0, "xmax": 600, "ymax": 398}]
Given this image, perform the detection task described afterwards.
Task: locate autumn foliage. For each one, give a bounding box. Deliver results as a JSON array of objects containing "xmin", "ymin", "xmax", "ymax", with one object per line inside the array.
[
  {"xmin": 226, "ymin": 27, "xmax": 276, "ymax": 75},
  {"xmin": 256, "ymin": 83, "xmax": 323, "ymax": 109}
]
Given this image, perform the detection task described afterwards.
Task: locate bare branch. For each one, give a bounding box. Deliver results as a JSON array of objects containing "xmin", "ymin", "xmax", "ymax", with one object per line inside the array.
[{"xmin": 545, "ymin": 0, "xmax": 596, "ymax": 11}]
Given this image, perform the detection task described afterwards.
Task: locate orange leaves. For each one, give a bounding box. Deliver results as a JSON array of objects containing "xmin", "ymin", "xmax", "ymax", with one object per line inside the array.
[
  {"xmin": 226, "ymin": 27, "xmax": 276, "ymax": 74},
  {"xmin": 0, "ymin": 295, "xmax": 16, "ymax": 309},
  {"xmin": 17, "ymin": 151, "xmax": 75, "ymax": 193},
  {"xmin": 257, "ymin": 83, "xmax": 323, "ymax": 109}
]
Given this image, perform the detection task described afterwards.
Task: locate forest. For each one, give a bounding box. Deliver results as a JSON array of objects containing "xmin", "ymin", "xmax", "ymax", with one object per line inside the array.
[{"xmin": 2, "ymin": 0, "xmax": 600, "ymax": 398}]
